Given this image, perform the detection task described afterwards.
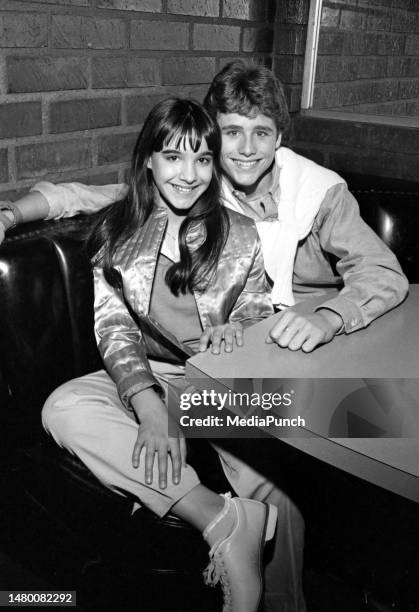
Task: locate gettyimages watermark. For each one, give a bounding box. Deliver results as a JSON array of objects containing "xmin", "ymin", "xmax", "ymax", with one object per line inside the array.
[
  {"xmin": 178, "ymin": 387, "xmax": 304, "ymax": 432},
  {"xmin": 167, "ymin": 378, "xmax": 419, "ymax": 438}
]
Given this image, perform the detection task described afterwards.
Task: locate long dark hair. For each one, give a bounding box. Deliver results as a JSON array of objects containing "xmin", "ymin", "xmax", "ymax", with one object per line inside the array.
[{"xmin": 89, "ymin": 98, "xmax": 229, "ymax": 295}]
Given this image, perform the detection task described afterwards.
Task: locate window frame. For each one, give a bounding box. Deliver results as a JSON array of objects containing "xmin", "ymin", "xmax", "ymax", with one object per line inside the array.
[{"xmin": 300, "ymin": 0, "xmax": 419, "ymax": 128}]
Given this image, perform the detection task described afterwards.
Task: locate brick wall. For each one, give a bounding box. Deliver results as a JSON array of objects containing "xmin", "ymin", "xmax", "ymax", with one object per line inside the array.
[
  {"xmin": 291, "ymin": 113, "xmax": 419, "ymax": 182},
  {"xmin": 270, "ymin": 1, "xmax": 419, "ymax": 183},
  {"xmin": 1, "ymin": 1, "xmax": 417, "ymax": 196},
  {"xmin": 0, "ymin": 0, "xmax": 274, "ymax": 198},
  {"xmin": 315, "ymin": 1, "xmax": 419, "ymax": 115},
  {"xmin": 272, "ymin": 0, "xmax": 309, "ymax": 115}
]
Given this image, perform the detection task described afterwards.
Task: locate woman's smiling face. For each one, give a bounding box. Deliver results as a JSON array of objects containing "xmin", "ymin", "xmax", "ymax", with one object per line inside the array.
[{"xmin": 147, "ymin": 136, "xmax": 214, "ymax": 213}]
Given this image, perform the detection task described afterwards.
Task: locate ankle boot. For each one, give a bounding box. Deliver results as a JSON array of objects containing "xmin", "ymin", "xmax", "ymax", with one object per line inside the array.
[{"xmin": 203, "ymin": 493, "xmax": 277, "ymax": 612}]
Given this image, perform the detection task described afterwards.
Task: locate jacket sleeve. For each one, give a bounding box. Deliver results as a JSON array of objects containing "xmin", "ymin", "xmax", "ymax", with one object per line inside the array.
[
  {"xmin": 31, "ymin": 181, "xmax": 128, "ymax": 220},
  {"xmin": 229, "ymin": 234, "xmax": 274, "ymax": 328},
  {"xmin": 94, "ymin": 266, "xmax": 162, "ymax": 409},
  {"xmin": 313, "ymin": 184, "xmax": 409, "ymax": 332}
]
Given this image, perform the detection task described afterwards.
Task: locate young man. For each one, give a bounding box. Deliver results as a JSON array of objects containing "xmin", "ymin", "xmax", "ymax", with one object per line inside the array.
[
  {"xmin": 0, "ymin": 62, "xmax": 407, "ymax": 353},
  {"xmin": 0, "ymin": 62, "xmax": 408, "ymax": 612}
]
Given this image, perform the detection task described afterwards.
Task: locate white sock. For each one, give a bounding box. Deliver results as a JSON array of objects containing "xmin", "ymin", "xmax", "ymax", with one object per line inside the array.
[{"xmin": 202, "ymin": 493, "xmax": 236, "ymax": 549}]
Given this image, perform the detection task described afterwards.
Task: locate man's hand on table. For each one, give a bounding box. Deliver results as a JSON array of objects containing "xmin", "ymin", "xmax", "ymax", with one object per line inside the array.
[{"xmin": 265, "ymin": 308, "xmax": 343, "ymax": 353}]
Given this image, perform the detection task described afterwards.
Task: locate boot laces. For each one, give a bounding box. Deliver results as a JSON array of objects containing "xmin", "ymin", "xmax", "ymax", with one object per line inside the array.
[{"xmin": 203, "ymin": 551, "xmax": 233, "ymax": 611}]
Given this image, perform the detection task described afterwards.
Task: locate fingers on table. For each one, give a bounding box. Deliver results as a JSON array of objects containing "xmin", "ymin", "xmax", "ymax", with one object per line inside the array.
[{"xmin": 267, "ymin": 313, "xmax": 323, "ymax": 352}]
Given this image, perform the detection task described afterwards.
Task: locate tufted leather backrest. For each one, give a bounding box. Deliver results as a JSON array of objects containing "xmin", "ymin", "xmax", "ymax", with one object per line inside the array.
[
  {"xmin": 354, "ymin": 190, "xmax": 419, "ymax": 283},
  {"xmin": 0, "ymin": 217, "xmax": 101, "ymax": 447},
  {"xmin": 343, "ymin": 173, "xmax": 419, "ymax": 283}
]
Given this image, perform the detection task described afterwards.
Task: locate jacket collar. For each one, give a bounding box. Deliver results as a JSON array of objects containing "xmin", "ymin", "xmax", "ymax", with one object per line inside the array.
[{"xmin": 151, "ymin": 205, "xmax": 207, "ymax": 252}]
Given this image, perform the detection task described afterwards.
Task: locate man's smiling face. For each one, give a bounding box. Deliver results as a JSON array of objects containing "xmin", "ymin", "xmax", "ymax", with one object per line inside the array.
[{"xmin": 217, "ymin": 112, "xmax": 281, "ymax": 195}]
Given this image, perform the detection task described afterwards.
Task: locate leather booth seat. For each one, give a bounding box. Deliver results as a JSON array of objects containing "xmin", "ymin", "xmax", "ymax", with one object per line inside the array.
[
  {"xmin": 0, "ymin": 178, "xmax": 418, "ymax": 608},
  {"xmin": 354, "ymin": 190, "xmax": 419, "ymax": 283}
]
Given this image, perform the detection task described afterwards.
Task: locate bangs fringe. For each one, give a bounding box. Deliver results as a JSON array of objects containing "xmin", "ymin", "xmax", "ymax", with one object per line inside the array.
[
  {"xmin": 157, "ymin": 109, "xmax": 216, "ymax": 153},
  {"xmin": 163, "ymin": 129, "xmax": 204, "ymax": 153}
]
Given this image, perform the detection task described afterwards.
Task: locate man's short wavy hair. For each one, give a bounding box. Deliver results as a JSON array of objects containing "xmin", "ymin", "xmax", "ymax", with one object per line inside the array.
[{"xmin": 204, "ymin": 61, "xmax": 290, "ymax": 135}]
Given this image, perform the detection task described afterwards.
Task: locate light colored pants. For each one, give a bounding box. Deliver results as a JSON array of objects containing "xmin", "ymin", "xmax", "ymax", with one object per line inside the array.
[{"xmin": 42, "ymin": 365, "xmax": 306, "ymax": 612}]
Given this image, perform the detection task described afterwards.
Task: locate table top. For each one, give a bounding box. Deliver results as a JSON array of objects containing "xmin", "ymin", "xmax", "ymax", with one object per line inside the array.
[
  {"xmin": 189, "ymin": 285, "xmax": 419, "ymax": 379},
  {"xmin": 186, "ymin": 285, "xmax": 419, "ymax": 502}
]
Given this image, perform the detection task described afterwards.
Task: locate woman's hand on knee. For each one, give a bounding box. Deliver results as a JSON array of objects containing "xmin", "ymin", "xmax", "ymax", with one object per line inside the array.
[
  {"xmin": 199, "ymin": 321, "xmax": 243, "ymax": 354},
  {"xmin": 131, "ymin": 389, "xmax": 186, "ymax": 489}
]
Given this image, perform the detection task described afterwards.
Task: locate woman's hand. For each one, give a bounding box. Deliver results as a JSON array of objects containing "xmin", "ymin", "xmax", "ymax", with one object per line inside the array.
[
  {"xmin": 131, "ymin": 387, "xmax": 186, "ymax": 490},
  {"xmin": 199, "ymin": 321, "xmax": 244, "ymax": 354}
]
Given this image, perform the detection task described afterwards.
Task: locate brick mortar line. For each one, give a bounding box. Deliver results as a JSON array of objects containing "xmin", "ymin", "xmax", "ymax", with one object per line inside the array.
[
  {"xmin": 0, "ymin": 5, "xmax": 229, "ymax": 22},
  {"xmin": 87, "ymin": 55, "xmax": 93, "ymax": 90},
  {"xmin": 317, "ymin": 53, "xmax": 419, "ymax": 60},
  {"xmin": 118, "ymin": 166, "xmax": 128, "ymax": 183},
  {"xmin": 0, "ymin": 96, "xmax": 44, "ymax": 106},
  {"xmin": 274, "ymin": 53, "xmax": 305, "ymax": 59},
  {"xmin": 319, "ymin": 29, "xmax": 414, "ymax": 39},
  {"xmin": 323, "ymin": 1, "xmax": 418, "ymax": 17},
  {"xmin": 0, "ymin": 86, "xmax": 177, "ymax": 104},
  {"xmin": 0, "ymin": 48, "xmax": 267, "ymax": 56},
  {"xmin": 120, "ymin": 94, "xmax": 127, "ymax": 128},
  {"xmin": 7, "ymin": 143, "xmax": 15, "ymax": 183},
  {"xmin": 347, "ymin": 96, "xmax": 419, "ymax": 105},
  {"xmin": 0, "ymin": 56, "xmax": 6, "ymax": 94},
  {"xmin": 91, "ymin": 136, "xmax": 99, "ymax": 167},
  {"xmin": 0, "ymin": 124, "xmax": 150, "ymax": 148},
  {"xmin": 0, "ymin": 93, "xmax": 126, "ymax": 105},
  {"xmin": 0, "ymin": 49, "xmax": 267, "ymax": 59},
  {"xmin": 0, "ymin": 163, "xmax": 130, "ymax": 190},
  {"xmin": 41, "ymin": 98, "xmax": 49, "ymax": 135},
  {"xmin": 0, "ymin": 8, "xmax": 272, "ymax": 27},
  {"xmin": 316, "ymin": 76, "xmax": 419, "ymax": 85},
  {"xmin": 328, "ymin": 101, "xmax": 419, "ymax": 109},
  {"xmin": 291, "ymin": 139, "xmax": 418, "ymax": 155},
  {"xmin": 323, "ymin": 1, "xmax": 417, "ymax": 15}
]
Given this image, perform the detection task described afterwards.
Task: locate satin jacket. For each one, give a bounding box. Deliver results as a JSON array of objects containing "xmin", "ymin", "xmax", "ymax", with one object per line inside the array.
[{"xmin": 94, "ymin": 206, "xmax": 273, "ymax": 408}]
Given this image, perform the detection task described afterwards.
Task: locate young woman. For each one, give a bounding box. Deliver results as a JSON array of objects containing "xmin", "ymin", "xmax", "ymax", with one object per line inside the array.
[{"xmin": 42, "ymin": 98, "xmax": 276, "ymax": 612}]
